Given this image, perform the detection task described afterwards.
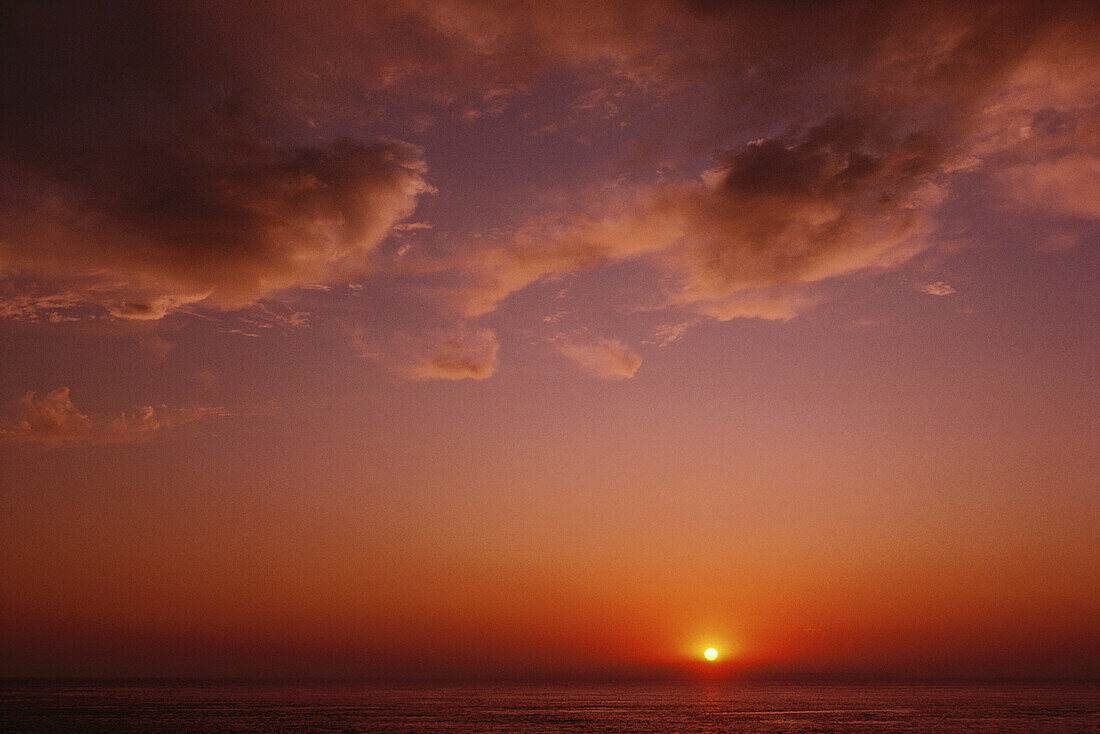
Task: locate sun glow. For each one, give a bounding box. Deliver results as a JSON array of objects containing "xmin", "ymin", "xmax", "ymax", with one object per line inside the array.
[{"xmin": 704, "ymin": 647, "xmax": 719, "ymax": 661}]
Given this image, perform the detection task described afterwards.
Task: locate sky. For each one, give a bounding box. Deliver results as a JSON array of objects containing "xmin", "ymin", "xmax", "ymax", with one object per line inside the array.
[{"xmin": 0, "ymin": 0, "xmax": 1097, "ymax": 680}]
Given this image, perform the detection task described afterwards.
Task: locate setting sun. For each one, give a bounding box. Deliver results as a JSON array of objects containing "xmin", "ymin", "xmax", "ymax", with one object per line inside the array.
[{"xmin": 704, "ymin": 648, "xmax": 719, "ymax": 662}]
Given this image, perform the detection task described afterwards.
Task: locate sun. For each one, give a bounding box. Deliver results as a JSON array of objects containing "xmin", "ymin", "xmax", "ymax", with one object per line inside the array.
[{"xmin": 703, "ymin": 647, "xmax": 719, "ymax": 661}]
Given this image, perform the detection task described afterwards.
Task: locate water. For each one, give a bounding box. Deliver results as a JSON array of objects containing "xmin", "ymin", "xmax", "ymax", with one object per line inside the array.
[{"xmin": 1, "ymin": 682, "xmax": 1096, "ymax": 732}]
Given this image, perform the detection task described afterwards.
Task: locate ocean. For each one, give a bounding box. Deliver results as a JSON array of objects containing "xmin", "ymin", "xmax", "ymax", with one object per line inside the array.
[{"xmin": 1, "ymin": 681, "xmax": 1096, "ymax": 732}]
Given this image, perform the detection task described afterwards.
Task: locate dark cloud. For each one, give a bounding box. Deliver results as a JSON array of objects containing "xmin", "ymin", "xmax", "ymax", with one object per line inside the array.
[
  {"xmin": 665, "ymin": 117, "xmax": 945, "ymax": 298},
  {"xmin": 0, "ymin": 2, "xmax": 432, "ymax": 320},
  {"xmin": 0, "ymin": 135, "xmax": 430, "ymax": 317}
]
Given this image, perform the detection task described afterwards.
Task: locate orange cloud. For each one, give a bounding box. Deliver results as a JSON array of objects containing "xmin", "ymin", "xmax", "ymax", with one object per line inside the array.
[
  {"xmin": 355, "ymin": 326, "xmax": 501, "ymax": 381},
  {"xmin": 407, "ymin": 327, "xmax": 501, "ymax": 381},
  {"xmin": 440, "ymin": 116, "xmax": 943, "ymax": 322},
  {"xmin": 1, "ymin": 388, "xmax": 92, "ymax": 443}
]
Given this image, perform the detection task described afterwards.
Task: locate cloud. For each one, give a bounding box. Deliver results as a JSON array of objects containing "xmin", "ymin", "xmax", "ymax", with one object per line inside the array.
[
  {"xmin": 1, "ymin": 139, "xmax": 431, "ymax": 320},
  {"xmin": 1, "ymin": 388, "xmax": 93, "ymax": 443},
  {"xmin": 687, "ymin": 289, "xmax": 823, "ymax": 322},
  {"xmin": 220, "ymin": 301, "xmax": 313, "ymax": 338},
  {"xmin": 416, "ymin": 0, "xmax": 1098, "ymax": 339},
  {"xmin": 394, "ymin": 0, "xmax": 704, "ymax": 87},
  {"xmin": 407, "ymin": 328, "xmax": 500, "ymax": 380},
  {"xmin": 356, "ymin": 325, "xmax": 500, "ymax": 381},
  {"xmin": 0, "ymin": 0, "xmax": 1096, "ymax": 349},
  {"xmin": 0, "ymin": 288, "xmax": 87, "ymax": 324},
  {"xmin": 393, "ymin": 221, "xmax": 434, "ymax": 232},
  {"xmin": 662, "ymin": 118, "xmax": 945, "ymax": 303},
  {"xmin": 650, "ymin": 320, "xmax": 695, "ymax": 347},
  {"xmin": 998, "ymin": 155, "xmax": 1100, "ymax": 219},
  {"xmin": 443, "ymin": 115, "xmax": 944, "ymax": 321},
  {"xmin": 556, "ymin": 336, "xmax": 641, "ymax": 379},
  {"xmin": 919, "ymin": 281, "xmax": 957, "ymax": 296},
  {"xmin": 105, "ymin": 404, "xmax": 231, "ymax": 443},
  {"xmin": 0, "ymin": 3, "xmax": 435, "ymax": 321},
  {"xmin": 136, "ymin": 333, "xmax": 175, "ymax": 366},
  {"xmin": 0, "ymin": 388, "xmax": 229, "ymax": 445},
  {"xmin": 444, "ymin": 194, "xmax": 683, "ymax": 316}
]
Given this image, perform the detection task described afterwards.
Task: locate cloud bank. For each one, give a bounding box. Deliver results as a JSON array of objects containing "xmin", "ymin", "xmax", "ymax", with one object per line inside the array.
[{"xmin": 0, "ymin": 0, "xmax": 1095, "ymax": 380}]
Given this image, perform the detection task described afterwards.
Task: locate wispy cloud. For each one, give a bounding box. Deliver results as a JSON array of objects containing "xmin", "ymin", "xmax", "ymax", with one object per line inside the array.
[
  {"xmin": 406, "ymin": 327, "xmax": 500, "ymax": 381},
  {"xmin": 555, "ymin": 336, "xmax": 641, "ymax": 379},
  {"xmin": 919, "ymin": 281, "xmax": 957, "ymax": 296},
  {"xmin": 355, "ymin": 325, "xmax": 500, "ymax": 381},
  {"xmin": 0, "ymin": 388, "xmax": 237, "ymax": 446}
]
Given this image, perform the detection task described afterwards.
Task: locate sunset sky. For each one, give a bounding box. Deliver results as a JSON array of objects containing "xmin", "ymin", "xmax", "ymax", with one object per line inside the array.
[{"xmin": 1, "ymin": 0, "xmax": 1097, "ymax": 680}]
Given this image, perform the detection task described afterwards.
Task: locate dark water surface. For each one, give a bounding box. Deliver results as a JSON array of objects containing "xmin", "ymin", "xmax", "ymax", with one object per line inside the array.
[{"xmin": 1, "ymin": 681, "xmax": 1097, "ymax": 732}]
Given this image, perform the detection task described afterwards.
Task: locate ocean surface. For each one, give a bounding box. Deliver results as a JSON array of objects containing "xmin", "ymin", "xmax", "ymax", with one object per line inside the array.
[{"xmin": 1, "ymin": 681, "xmax": 1097, "ymax": 732}]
